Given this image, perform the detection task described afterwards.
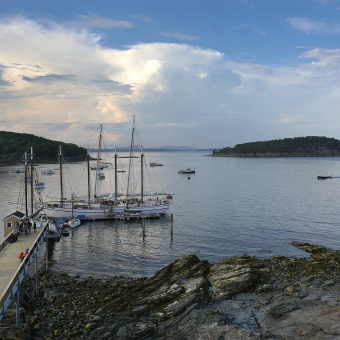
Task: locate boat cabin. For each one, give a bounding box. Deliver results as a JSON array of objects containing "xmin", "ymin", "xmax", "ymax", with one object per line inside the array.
[{"xmin": 2, "ymin": 211, "xmax": 25, "ymax": 238}]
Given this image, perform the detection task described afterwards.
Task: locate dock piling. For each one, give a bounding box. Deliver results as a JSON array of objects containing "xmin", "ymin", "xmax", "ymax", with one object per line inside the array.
[
  {"xmin": 16, "ymin": 289, "xmax": 20, "ymax": 328},
  {"xmin": 170, "ymin": 213, "xmax": 173, "ymax": 238}
]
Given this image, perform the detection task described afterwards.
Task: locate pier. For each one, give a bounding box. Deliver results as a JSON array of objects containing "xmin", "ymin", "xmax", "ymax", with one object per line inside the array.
[{"xmin": 0, "ymin": 223, "xmax": 49, "ymax": 327}]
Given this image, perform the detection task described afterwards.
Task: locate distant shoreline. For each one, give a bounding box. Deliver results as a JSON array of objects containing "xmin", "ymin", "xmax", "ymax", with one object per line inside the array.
[{"xmin": 211, "ymin": 153, "xmax": 340, "ymax": 158}]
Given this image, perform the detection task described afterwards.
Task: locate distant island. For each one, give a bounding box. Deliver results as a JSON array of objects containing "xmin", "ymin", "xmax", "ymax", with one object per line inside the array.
[
  {"xmin": 0, "ymin": 131, "xmax": 87, "ymax": 163},
  {"xmin": 0, "ymin": 131, "xmax": 212, "ymax": 164},
  {"xmin": 213, "ymin": 136, "xmax": 340, "ymax": 157},
  {"xmin": 91, "ymin": 146, "xmax": 213, "ymax": 152}
]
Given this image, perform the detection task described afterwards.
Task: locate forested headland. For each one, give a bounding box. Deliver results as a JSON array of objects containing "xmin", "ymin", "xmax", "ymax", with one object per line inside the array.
[
  {"xmin": 0, "ymin": 131, "xmax": 87, "ymax": 163},
  {"xmin": 213, "ymin": 136, "xmax": 340, "ymax": 157}
]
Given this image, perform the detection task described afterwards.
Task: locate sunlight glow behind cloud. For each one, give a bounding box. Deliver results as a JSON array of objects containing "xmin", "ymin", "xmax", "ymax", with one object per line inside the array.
[{"xmin": 1, "ymin": 7, "xmax": 340, "ymax": 148}]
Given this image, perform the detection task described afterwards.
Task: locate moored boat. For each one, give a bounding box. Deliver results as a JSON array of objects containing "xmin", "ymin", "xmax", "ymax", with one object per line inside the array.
[
  {"xmin": 39, "ymin": 117, "xmax": 173, "ymax": 220},
  {"xmin": 67, "ymin": 218, "xmax": 81, "ymax": 228},
  {"xmin": 178, "ymin": 167, "xmax": 195, "ymax": 174},
  {"xmin": 9, "ymin": 168, "xmax": 25, "ymax": 174},
  {"xmin": 35, "ymin": 181, "xmax": 45, "ymax": 190},
  {"xmin": 317, "ymin": 175, "xmax": 332, "ymax": 180},
  {"xmin": 40, "ymin": 169, "xmax": 56, "ymax": 175}
]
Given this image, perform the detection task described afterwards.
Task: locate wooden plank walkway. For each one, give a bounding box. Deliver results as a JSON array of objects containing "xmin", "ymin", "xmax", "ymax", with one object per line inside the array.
[{"xmin": 0, "ymin": 230, "xmax": 43, "ymax": 295}]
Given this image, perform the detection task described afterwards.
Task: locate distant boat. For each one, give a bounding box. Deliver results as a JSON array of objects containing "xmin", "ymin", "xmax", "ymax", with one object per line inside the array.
[
  {"xmin": 40, "ymin": 169, "xmax": 56, "ymax": 175},
  {"xmin": 117, "ymin": 169, "xmax": 126, "ymax": 173},
  {"xmin": 97, "ymin": 172, "xmax": 105, "ymax": 179},
  {"xmin": 178, "ymin": 168, "xmax": 195, "ymax": 174},
  {"xmin": 9, "ymin": 169, "xmax": 25, "ymax": 174},
  {"xmin": 150, "ymin": 162, "xmax": 163, "ymax": 167},
  {"xmin": 35, "ymin": 181, "xmax": 45, "ymax": 190},
  {"xmin": 317, "ymin": 175, "xmax": 332, "ymax": 180}
]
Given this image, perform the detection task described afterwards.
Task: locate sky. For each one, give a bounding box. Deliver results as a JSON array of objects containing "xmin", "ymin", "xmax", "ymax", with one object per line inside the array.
[{"xmin": 1, "ymin": 0, "xmax": 340, "ymax": 149}]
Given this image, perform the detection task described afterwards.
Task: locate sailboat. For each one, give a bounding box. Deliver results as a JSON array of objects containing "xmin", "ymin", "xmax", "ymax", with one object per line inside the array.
[
  {"xmin": 66, "ymin": 193, "xmax": 81, "ymax": 228},
  {"xmin": 39, "ymin": 117, "xmax": 173, "ymax": 220},
  {"xmin": 39, "ymin": 143, "xmax": 112, "ymax": 220}
]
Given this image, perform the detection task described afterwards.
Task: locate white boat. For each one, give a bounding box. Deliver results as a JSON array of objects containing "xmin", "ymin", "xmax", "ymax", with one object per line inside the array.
[
  {"xmin": 178, "ymin": 167, "xmax": 195, "ymax": 174},
  {"xmin": 39, "ymin": 117, "xmax": 173, "ymax": 220},
  {"xmin": 90, "ymin": 163, "xmax": 109, "ymax": 170},
  {"xmin": 35, "ymin": 181, "xmax": 45, "ymax": 190},
  {"xmin": 67, "ymin": 218, "xmax": 81, "ymax": 228},
  {"xmin": 150, "ymin": 162, "xmax": 163, "ymax": 167},
  {"xmin": 40, "ymin": 169, "xmax": 56, "ymax": 175}
]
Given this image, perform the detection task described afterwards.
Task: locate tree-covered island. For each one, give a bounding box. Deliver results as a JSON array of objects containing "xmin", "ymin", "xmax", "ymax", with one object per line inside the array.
[
  {"xmin": 0, "ymin": 131, "xmax": 87, "ymax": 163},
  {"xmin": 213, "ymin": 136, "xmax": 340, "ymax": 157}
]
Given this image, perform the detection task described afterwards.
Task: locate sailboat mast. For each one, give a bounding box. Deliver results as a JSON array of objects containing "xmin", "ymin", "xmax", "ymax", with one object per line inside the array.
[
  {"xmin": 127, "ymin": 115, "xmax": 135, "ymax": 199},
  {"xmin": 141, "ymin": 146, "xmax": 144, "ymax": 203},
  {"xmin": 58, "ymin": 146, "xmax": 64, "ymax": 207},
  {"xmin": 86, "ymin": 148, "xmax": 91, "ymax": 208},
  {"xmin": 114, "ymin": 146, "xmax": 118, "ymax": 201},
  {"xmin": 94, "ymin": 124, "xmax": 103, "ymax": 198},
  {"xmin": 30, "ymin": 147, "xmax": 34, "ymax": 215},
  {"xmin": 24, "ymin": 152, "xmax": 28, "ymax": 217}
]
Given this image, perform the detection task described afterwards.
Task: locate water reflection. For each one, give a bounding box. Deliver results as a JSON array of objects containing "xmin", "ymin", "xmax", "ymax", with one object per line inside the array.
[{"xmin": 2, "ymin": 153, "xmax": 340, "ymax": 278}]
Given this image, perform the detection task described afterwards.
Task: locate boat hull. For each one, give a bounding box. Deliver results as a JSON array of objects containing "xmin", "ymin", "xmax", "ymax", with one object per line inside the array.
[{"xmin": 40, "ymin": 202, "xmax": 172, "ymax": 220}]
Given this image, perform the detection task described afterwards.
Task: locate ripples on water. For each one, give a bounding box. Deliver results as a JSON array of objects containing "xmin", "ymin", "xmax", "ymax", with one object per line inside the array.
[{"xmin": 1, "ymin": 152, "xmax": 340, "ymax": 277}]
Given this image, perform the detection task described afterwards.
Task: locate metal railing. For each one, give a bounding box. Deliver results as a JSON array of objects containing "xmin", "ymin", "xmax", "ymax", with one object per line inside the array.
[
  {"xmin": 0, "ymin": 231, "xmax": 15, "ymax": 255},
  {"xmin": 0, "ymin": 222, "xmax": 49, "ymax": 322}
]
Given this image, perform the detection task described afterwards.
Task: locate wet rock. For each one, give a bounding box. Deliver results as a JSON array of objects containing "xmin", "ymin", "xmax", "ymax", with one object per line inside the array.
[
  {"xmin": 208, "ymin": 264, "xmax": 257, "ymax": 300},
  {"xmin": 2, "ymin": 242, "xmax": 340, "ymax": 339}
]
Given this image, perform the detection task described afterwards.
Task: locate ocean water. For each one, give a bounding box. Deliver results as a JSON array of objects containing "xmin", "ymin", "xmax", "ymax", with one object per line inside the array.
[{"xmin": 1, "ymin": 152, "xmax": 340, "ymax": 277}]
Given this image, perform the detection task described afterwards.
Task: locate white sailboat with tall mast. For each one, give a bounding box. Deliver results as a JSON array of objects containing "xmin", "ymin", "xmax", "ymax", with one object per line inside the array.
[{"xmin": 39, "ymin": 117, "xmax": 173, "ymax": 220}]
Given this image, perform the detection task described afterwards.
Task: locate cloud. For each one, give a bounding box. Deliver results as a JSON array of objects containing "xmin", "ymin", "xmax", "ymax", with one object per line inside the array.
[
  {"xmin": 160, "ymin": 31, "xmax": 199, "ymax": 41},
  {"xmin": 22, "ymin": 74, "xmax": 76, "ymax": 83},
  {"xmin": 2, "ymin": 16, "xmax": 340, "ymax": 148},
  {"xmin": 287, "ymin": 17, "xmax": 340, "ymax": 34},
  {"xmin": 0, "ymin": 16, "xmax": 226, "ymax": 146},
  {"xmin": 131, "ymin": 14, "xmax": 151, "ymax": 24},
  {"xmin": 76, "ymin": 12, "xmax": 133, "ymax": 29}
]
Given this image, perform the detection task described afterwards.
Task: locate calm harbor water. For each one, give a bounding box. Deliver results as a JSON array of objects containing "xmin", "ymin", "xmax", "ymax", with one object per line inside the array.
[{"xmin": 1, "ymin": 151, "xmax": 340, "ymax": 277}]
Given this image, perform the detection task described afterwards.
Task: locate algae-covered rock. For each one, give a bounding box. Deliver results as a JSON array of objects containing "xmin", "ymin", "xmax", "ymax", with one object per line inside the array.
[
  {"xmin": 208, "ymin": 263, "xmax": 257, "ymax": 300},
  {"xmin": 2, "ymin": 243, "xmax": 340, "ymax": 340}
]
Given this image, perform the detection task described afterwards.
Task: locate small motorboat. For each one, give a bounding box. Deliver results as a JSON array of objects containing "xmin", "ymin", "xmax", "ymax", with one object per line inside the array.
[
  {"xmin": 67, "ymin": 218, "xmax": 81, "ymax": 228},
  {"xmin": 97, "ymin": 172, "xmax": 105, "ymax": 179},
  {"xmin": 35, "ymin": 181, "xmax": 45, "ymax": 190},
  {"xmin": 40, "ymin": 169, "xmax": 56, "ymax": 175},
  {"xmin": 9, "ymin": 169, "xmax": 25, "ymax": 174},
  {"xmin": 178, "ymin": 167, "xmax": 195, "ymax": 174},
  {"xmin": 150, "ymin": 162, "xmax": 163, "ymax": 167},
  {"xmin": 317, "ymin": 175, "xmax": 332, "ymax": 180},
  {"xmin": 61, "ymin": 227, "xmax": 69, "ymax": 236}
]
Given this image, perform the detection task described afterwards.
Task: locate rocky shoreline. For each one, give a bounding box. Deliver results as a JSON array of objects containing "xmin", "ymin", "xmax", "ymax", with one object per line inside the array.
[{"xmin": 1, "ymin": 241, "xmax": 339, "ymax": 340}]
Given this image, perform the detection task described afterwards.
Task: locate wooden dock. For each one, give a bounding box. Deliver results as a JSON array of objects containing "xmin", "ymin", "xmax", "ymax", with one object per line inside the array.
[
  {"xmin": 0, "ymin": 231, "xmax": 43, "ymax": 293},
  {"xmin": 0, "ymin": 225, "xmax": 49, "ymax": 326}
]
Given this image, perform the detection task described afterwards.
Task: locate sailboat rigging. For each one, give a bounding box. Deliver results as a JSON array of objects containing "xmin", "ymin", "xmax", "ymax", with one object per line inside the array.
[{"xmin": 39, "ymin": 116, "xmax": 173, "ymax": 220}]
